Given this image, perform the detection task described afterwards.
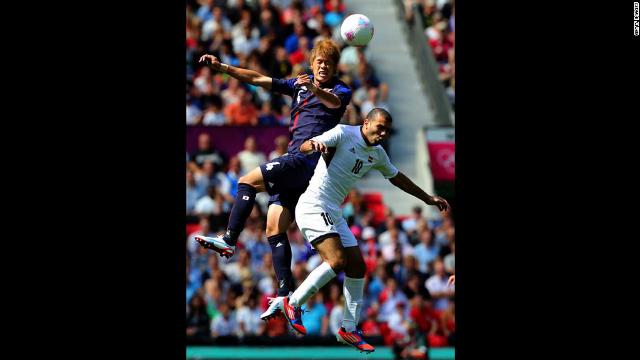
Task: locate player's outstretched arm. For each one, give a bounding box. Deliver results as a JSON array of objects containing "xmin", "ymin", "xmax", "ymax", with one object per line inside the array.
[
  {"xmin": 388, "ymin": 171, "xmax": 450, "ymax": 212},
  {"xmin": 199, "ymin": 54, "xmax": 272, "ymax": 90}
]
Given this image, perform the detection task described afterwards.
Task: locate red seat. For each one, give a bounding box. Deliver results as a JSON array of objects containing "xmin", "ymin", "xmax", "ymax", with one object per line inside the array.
[
  {"xmin": 363, "ymin": 192, "xmax": 383, "ymax": 204},
  {"xmin": 369, "ymin": 204, "xmax": 387, "ymax": 226},
  {"xmin": 186, "ymin": 224, "xmax": 201, "ymax": 236}
]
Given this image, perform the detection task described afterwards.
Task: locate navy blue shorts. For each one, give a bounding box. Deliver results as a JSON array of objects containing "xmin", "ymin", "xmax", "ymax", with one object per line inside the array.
[{"xmin": 260, "ymin": 153, "xmax": 317, "ymax": 213}]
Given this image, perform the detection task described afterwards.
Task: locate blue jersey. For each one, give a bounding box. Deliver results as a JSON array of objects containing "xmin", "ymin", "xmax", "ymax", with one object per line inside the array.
[{"xmin": 271, "ymin": 76, "xmax": 352, "ymax": 158}]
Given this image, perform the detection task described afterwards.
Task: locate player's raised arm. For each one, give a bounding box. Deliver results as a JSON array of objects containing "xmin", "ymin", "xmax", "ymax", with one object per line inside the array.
[
  {"xmin": 388, "ymin": 171, "xmax": 450, "ymax": 212},
  {"xmin": 199, "ymin": 54, "xmax": 272, "ymax": 90}
]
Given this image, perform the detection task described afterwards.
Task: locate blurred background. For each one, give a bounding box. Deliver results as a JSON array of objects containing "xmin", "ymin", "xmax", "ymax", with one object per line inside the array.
[{"xmin": 186, "ymin": 1, "xmax": 455, "ymax": 359}]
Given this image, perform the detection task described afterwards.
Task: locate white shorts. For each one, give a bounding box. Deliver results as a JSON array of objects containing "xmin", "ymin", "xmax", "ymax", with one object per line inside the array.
[{"xmin": 295, "ymin": 199, "xmax": 358, "ymax": 248}]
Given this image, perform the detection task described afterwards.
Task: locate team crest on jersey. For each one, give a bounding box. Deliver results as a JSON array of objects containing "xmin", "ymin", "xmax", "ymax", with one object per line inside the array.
[{"xmin": 367, "ymin": 155, "xmax": 374, "ymax": 163}]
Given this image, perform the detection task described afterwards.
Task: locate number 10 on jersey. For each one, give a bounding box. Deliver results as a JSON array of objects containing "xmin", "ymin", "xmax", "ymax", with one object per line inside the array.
[{"xmin": 320, "ymin": 212, "xmax": 334, "ymax": 226}]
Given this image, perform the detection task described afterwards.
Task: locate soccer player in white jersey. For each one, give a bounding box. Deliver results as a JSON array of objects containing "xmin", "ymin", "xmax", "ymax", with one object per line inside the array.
[{"xmin": 260, "ymin": 108, "xmax": 450, "ymax": 353}]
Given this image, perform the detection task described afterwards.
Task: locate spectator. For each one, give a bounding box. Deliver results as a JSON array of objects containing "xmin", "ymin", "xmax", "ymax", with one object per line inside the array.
[
  {"xmin": 301, "ymin": 292, "xmax": 329, "ymax": 335},
  {"xmin": 401, "ymin": 206, "xmax": 424, "ymax": 236},
  {"xmin": 235, "ymin": 294, "xmax": 265, "ymax": 336},
  {"xmin": 324, "ymin": 2, "xmax": 344, "ymax": 27},
  {"xmin": 223, "ymin": 249, "xmax": 253, "ymax": 285},
  {"xmin": 237, "ymin": 136, "xmax": 267, "ymax": 175},
  {"xmin": 359, "ymin": 86, "xmax": 390, "ymax": 119},
  {"xmin": 442, "ymin": 300, "xmax": 455, "ymax": 345},
  {"xmin": 288, "ymin": 35, "xmax": 311, "ymax": 66},
  {"xmin": 284, "ymin": 21, "xmax": 309, "ymax": 54},
  {"xmin": 381, "ymin": 228, "xmax": 413, "ymax": 262},
  {"xmin": 378, "ymin": 215, "xmax": 410, "ymax": 248},
  {"xmin": 328, "ymin": 295, "xmax": 345, "ymax": 335},
  {"xmin": 211, "ymin": 303, "xmax": 236, "ymax": 337},
  {"xmin": 201, "ymin": 98, "xmax": 226, "ymax": 126},
  {"xmin": 379, "ymin": 277, "xmax": 408, "ymax": 321},
  {"xmin": 268, "ymin": 135, "xmax": 289, "ymax": 160},
  {"xmin": 388, "ymin": 302, "xmax": 409, "ymax": 338},
  {"xmin": 258, "ymin": 101, "xmax": 279, "ymax": 126},
  {"xmin": 444, "ymin": 240, "xmax": 455, "ymax": 274},
  {"xmin": 187, "ymin": 170, "xmax": 205, "ymax": 215},
  {"xmin": 269, "ymin": 46, "xmax": 293, "ymax": 79},
  {"xmin": 425, "ymin": 258, "xmax": 454, "ymax": 311},
  {"xmin": 195, "ymin": 160, "xmax": 231, "ymax": 198},
  {"xmin": 402, "ymin": 273, "xmax": 430, "ymax": 300},
  {"xmin": 194, "ymin": 66, "xmax": 215, "ymax": 95},
  {"xmin": 232, "ymin": 23, "xmax": 261, "ymax": 56},
  {"xmin": 189, "ymin": 133, "xmax": 227, "ymax": 170},
  {"xmin": 201, "ymin": 6, "xmax": 232, "ymax": 41},
  {"xmin": 187, "ymin": 97, "xmax": 203, "ymax": 125},
  {"xmin": 194, "ymin": 185, "xmax": 228, "ymax": 216},
  {"xmin": 225, "ymin": 87, "xmax": 259, "ymax": 126},
  {"xmin": 225, "ymin": 156, "xmax": 242, "ymax": 198},
  {"xmin": 221, "ymin": 77, "xmax": 243, "ymax": 107},
  {"xmin": 413, "ymin": 228, "xmax": 439, "ymax": 273},
  {"xmin": 277, "ymin": 103, "xmax": 291, "ymax": 125},
  {"xmin": 360, "ymin": 303, "xmax": 381, "ymax": 336},
  {"xmin": 187, "ymin": 217, "xmax": 216, "ymax": 257},
  {"xmin": 187, "ymin": 293, "xmax": 211, "ymax": 338}
]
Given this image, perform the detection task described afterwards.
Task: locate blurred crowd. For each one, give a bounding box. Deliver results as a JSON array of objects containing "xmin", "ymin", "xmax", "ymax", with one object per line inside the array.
[{"xmin": 404, "ymin": 0, "xmax": 454, "ymax": 111}]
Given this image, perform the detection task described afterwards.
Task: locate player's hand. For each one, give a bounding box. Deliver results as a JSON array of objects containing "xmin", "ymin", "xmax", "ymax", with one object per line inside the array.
[
  {"xmin": 309, "ymin": 140, "xmax": 328, "ymax": 154},
  {"xmin": 427, "ymin": 195, "xmax": 450, "ymax": 212},
  {"xmin": 295, "ymin": 74, "xmax": 317, "ymax": 92},
  {"xmin": 199, "ymin": 54, "xmax": 223, "ymax": 71},
  {"xmin": 447, "ymin": 275, "xmax": 455, "ymax": 286}
]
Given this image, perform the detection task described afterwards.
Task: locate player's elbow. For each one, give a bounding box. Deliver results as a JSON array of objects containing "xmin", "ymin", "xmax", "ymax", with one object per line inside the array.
[
  {"xmin": 388, "ymin": 172, "xmax": 403, "ymax": 186},
  {"xmin": 326, "ymin": 99, "xmax": 341, "ymax": 109}
]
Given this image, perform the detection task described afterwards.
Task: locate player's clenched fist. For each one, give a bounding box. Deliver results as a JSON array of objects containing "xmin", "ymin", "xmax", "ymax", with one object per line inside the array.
[{"xmin": 199, "ymin": 54, "xmax": 222, "ymax": 71}]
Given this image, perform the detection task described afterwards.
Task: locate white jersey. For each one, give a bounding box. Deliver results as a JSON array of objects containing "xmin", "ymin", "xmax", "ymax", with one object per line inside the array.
[{"xmin": 299, "ymin": 124, "xmax": 399, "ymax": 210}]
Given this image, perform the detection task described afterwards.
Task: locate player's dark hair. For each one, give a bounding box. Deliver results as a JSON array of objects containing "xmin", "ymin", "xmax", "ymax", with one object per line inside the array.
[{"xmin": 366, "ymin": 108, "xmax": 393, "ymax": 122}]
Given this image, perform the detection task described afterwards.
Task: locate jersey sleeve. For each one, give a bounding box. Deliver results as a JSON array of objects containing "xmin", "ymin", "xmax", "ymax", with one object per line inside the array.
[
  {"xmin": 271, "ymin": 78, "xmax": 296, "ymax": 96},
  {"xmin": 373, "ymin": 148, "xmax": 399, "ymax": 179},
  {"xmin": 334, "ymin": 83, "xmax": 352, "ymax": 108},
  {"xmin": 311, "ymin": 124, "xmax": 345, "ymax": 147}
]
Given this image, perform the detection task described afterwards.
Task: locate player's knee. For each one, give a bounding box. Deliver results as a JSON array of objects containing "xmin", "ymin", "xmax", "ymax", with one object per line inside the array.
[
  {"xmin": 265, "ymin": 212, "xmax": 290, "ymax": 237},
  {"xmin": 237, "ymin": 176, "xmax": 256, "ymax": 186},
  {"xmin": 265, "ymin": 223, "xmax": 281, "ymax": 237},
  {"xmin": 328, "ymin": 252, "xmax": 347, "ymax": 272}
]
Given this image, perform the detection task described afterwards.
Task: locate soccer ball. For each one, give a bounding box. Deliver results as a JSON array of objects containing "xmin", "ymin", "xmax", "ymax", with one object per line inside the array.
[{"xmin": 340, "ymin": 14, "xmax": 374, "ymax": 46}]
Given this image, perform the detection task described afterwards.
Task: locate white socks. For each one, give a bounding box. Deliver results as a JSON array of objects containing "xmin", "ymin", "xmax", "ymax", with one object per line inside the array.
[
  {"xmin": 289, "ymin": 262, "xmax": 336, "ymax": 307},
  {"xmin": 341, "ymin": 276, "xmax": 365, "ymax": 332},
  {"xmin": 287, "ymin": 262, "xmax": 365, "ymax": 333}
]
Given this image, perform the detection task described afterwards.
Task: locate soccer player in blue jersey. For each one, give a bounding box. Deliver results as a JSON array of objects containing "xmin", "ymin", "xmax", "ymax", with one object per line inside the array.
[{"xmin": 195, "ymin": 40, "xmax": 352, "ymax": 311}]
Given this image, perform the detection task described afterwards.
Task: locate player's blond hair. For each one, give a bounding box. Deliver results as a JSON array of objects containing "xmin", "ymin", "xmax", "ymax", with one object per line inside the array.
[{"xmin": 310, "ymin": 39, "xmax": 341, "ymax": 67}]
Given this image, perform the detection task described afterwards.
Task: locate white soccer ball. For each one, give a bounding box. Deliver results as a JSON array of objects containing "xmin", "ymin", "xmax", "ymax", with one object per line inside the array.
[{"xmin": 340, "ymin": 14, "xmax": 374, "ymax": 46}]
